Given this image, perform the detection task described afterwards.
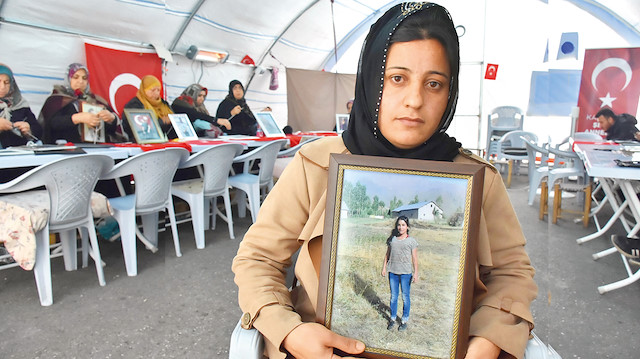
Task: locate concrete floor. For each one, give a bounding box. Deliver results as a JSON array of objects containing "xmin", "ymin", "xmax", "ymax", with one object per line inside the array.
[{"xmin": 1, "ymin": 171, "xmax": 638, "ymax": 358}]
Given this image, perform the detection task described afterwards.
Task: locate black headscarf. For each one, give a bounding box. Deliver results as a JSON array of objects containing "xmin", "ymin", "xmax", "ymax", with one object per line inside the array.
[{"xmin": 342, "ymin": 2, "xmax": 461, "ymax": 161}]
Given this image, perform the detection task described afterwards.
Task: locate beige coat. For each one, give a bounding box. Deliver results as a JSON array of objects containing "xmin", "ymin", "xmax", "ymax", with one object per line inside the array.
[{"xmin": 232, "ymin": 136, "xmax": 537, "ymax": 359}]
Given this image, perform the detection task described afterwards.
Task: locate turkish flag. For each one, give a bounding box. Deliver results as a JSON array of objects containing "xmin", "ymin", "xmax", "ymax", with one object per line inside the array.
[
  {"xmin": 576, "ymin": 47, "xmax": 640, "ymax": 134},
  {"xmin": 85, "ymin": 43, "xmax": 163, "ymax": 115},
  {"xmin": 484, "ymin": 63, "xmax": 498, "ymax": 80}
]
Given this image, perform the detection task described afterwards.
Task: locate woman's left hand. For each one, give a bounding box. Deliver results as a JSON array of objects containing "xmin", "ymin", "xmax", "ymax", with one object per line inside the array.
[
  {"xmin": 217, "ymin": 118, "xmax": 231, "ymax": 130},
  {"xmin": 12, "ymin": 121, "xmax": 31, "ymax": 135},
  {"xmin": 97, "ymin": 110, "xmax": 115, "ymax": 123},
  {"xmin": 464, "ymin": 337, "xmax": 501, "ymax": 359}
]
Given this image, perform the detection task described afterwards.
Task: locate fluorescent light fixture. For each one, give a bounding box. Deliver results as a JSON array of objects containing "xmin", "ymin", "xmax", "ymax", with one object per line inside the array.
[{"xmin": 185, "ymin": 45, "xmax": 229, "ymax": 63}]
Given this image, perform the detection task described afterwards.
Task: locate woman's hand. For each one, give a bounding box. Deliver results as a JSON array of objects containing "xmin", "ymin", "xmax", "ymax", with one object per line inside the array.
[
  {"xmin": 230, "ymin": 105, "xmax": 242, "ymax": 117},
  {"xmin": 217, "ymin": 118, "xmax": 231, "ymax": 130},
  {"xmin": 283, "ymin": 322, "xmax": 365, "ymax": 359},
  {"xmin": 12, "ymin": 121, "xmax": 31, "ymax": 135},
  {"xmin": 464, "ymin": 336, "xmax": 501, "ymax": 359},
  {"xmin": 0, "ymin": 117, "xmax": 12, "ymax": 131},
  {"xmin": 97, "ymin": 110, "xmax": 115, "ymax": 124},
  {"xmin": 73, "ymin": 112, "xmax": 101, "ymax": 128}
]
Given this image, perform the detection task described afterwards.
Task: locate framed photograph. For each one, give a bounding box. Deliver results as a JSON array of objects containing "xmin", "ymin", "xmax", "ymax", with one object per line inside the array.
[
  {"xmin": 335, "ymin": 113, "xmax": 349, "ymax": 133},
  {"xmin": 168, "ymin": 113, "xmax": 199, "ymax": 141},
  {"xmin": 255, "ymin": 112, "xmax": 285, "ymax": 137},
  {"xmin": 123, "ymin": 109, "xmax": 167, "ymax": 144},
  {"xmin": 318, "ymin": 154, "xmax": 485, "ymax": 359},
  {"xmin": 80, "ymin": 102, "xmax": 105, "ymax": 143}
]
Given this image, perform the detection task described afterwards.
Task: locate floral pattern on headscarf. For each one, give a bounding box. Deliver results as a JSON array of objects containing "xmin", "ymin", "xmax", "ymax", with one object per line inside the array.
[
  {"xmin": 136, "ymin": 75, "xmax": 173, "ymax": 119},
  {"xmin": 0, "ymin": 64, "xmax": 30, "ymax": 121},
  {"xmin": 341, "ymin": 2, "xmax": 461, "ymax": 161}
]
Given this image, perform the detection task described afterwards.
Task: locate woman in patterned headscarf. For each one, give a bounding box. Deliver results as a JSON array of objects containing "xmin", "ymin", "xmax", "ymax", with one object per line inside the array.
[
  {"xmin": 39, "ymin": 63, "xmax": 120, "ymax": 144},
  {"xmin": 123, "ymin": 75, "xmax": 175, "ymax": 139},
  {"xmin": 0, "ymin": 64, "xmax": 42, "ymax": 148},
  {"xmin": 233, "ymin": 3, "xmax": 536, "ymax": 359},
  {"xmin": 171, "ymin": 83, "xmax": 231, "ymax": 137}
]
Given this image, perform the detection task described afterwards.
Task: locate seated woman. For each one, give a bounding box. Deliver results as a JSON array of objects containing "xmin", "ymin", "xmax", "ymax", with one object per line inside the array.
[
  {"xmin": 232, "ymin": 3, "xmax": 536, "ymax": 359},
  {"xmin": 171, "ymin": 84, "xmax": 231, "ymax": 137},
  {"xmin": 215, "ymin": 80, "xmax": 257, "ymax": 136},
  {"xmin": 40, "ymin": 63, "xmax": 120, "ymax": 144},
  {"xmin": 0, "ymin": 64, "xmax": 42, "ymax": 148},
  {"xmin": 123, "ymin": 75, "xmax": 175, "ymax": 140}
]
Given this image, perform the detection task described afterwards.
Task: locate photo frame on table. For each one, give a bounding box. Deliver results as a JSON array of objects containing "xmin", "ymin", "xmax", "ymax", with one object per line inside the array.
[
  {"xmin": 123, "ymin": 109, "xmax": 167, "ymax": 144},
  {"xmin": 168, "ymin": 113, "xmax": 199, "ymax": 141},
  {"xmin": 255, "ymin": 112, "xmax": 285, "ymax": 137},
  {"xmin": 318, "ymin": 154, "xmax": 485, "ymax": 359},
  {"xmin": 335, "ymin": 113, "xmax": 349, "ymax": 134},
  {"xmin": 80, "ymin": 102, "xmax": 106, "ymax": 143}
]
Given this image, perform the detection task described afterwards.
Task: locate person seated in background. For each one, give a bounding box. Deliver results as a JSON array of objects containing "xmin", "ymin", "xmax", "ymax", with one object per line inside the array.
[
  {"xmin": 346, "ymin": 98, "xmax": 354, "ymax": 114},
  {"xmin": 39, "ymin": 63, "xmax": 120, "ymax": 144},
  {"xmin": 216, "ymin": 80, "xmax": 257, "ymax": 136},
  {"xmin": 282, "ymin": 125, "xmax": 293, "ymax": 135},
  {"xmin": 596, "ymin": 108, "xmax": 640, "ymax": 141},
  {"xmin": 171, "ymin": 83, "xmax": 230, "ymax": 137},
  {"xmin": 123, "ymin": 75, "xmax": 175, "ymax": 139},
  {"xmin": 0, "ymin": 64, "xmax": 42, "ymax": 148}
]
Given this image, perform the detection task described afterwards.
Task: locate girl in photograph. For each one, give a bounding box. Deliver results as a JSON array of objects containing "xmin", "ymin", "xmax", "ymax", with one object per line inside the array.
[
  {"xmin": 233, "ymin": 3, "xmax": 537, "ymax": 358},
  {"xmin": 381, "ymin": 216, "xmax": 418, "ymax": 331}
]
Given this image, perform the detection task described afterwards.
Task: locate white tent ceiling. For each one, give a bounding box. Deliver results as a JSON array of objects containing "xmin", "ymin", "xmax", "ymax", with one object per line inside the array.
[{"xmin": 1, "ymin": 0, "xmax": 639, "ymax": 147}]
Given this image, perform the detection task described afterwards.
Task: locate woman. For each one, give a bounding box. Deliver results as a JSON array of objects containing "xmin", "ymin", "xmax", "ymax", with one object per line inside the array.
[
  {"xmin": 0, "ymin": 64, "xmax": 42, "ymax": 148},
  {"xmin": 123, "ymin": 75, "xmax": 175, "ymax": 139},
  {"xmin": 40, "ymin": 63, "xmax": 120, "ymax": 144},
  {"xmin": 381, "ymin": 216, "xmax": 418, "ymax": 332},
  {"xmin": 215, "ymin": 80, "xmax": 257, "ymax": 136},
  {"xmin": 171, "ymin": 83, "xmax": 231, "ymax": 137},
  {"xmin": 232, "ymin": 3, "xmax": 536, "ymax": 359}
]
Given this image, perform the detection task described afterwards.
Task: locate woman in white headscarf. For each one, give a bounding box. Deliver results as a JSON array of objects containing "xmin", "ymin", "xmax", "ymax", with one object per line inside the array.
[{"xmin": 0, "ymin": 64, "xmax": 42, "ymax": 148}]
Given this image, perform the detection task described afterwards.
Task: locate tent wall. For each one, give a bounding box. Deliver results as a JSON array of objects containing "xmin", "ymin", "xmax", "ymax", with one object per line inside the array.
[{"xmin": 286, "ymin": 68, "xmax": 355, "ymax": 132}]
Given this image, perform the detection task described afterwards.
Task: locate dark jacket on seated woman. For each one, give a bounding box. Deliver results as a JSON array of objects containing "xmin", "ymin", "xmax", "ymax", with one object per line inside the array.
[
  {"xmin": 216, "ymin": 80, "xmax": 257, "ymax": 136},
  {"xmin": 0, "ymin": 64, "xmax": 42, "ymax": 148},
  {"xmin": 171, "ymin": 84, "xmax": 224, "ymax": 137}
]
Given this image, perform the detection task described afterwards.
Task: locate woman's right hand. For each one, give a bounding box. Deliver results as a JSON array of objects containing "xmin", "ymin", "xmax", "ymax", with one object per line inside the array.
[
  {"xmin": 217, "ymin": 118, "xmax": 231, "ymax": 130},
  {"xmin": 0, "ymin": 117, "xmax": 12, "ymax": 131},
  {"xmin": 230, "ymin": 105, "xmax": 242, "ymax": 117},
  {"xmin": 283, "ymin": 322, "xmax": 365, "ymax": 359},
  {"xmin": 73, "ymin": 112, "xmax": 101, "ymax": 128}
]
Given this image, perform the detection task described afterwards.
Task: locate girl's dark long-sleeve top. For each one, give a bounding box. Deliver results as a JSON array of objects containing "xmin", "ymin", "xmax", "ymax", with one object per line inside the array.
[
  {"xmin": 0, "ymin": 107, "xmax": 42, "ymax": 148},
  {"xmin": 215, "ymin": 98, "xmax": 257, "ymax": 136},
  {"xmin": 47, "ymin": 101, "xmax": 117, "ymax": 144},
  {"xmin": 122, "ymin": 97, "xmax": 176, "ymax": 140}
]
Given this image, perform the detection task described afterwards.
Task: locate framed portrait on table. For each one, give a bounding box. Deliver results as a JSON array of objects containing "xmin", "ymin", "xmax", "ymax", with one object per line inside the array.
[
  {"xmin": 80, "ymin": 102, "xmax": 105, "ymax": 143},
  {"xmin": 168, "ymin": 113, "xmax": 198, "ymax": 141},
  {"xmin": 123, "ymin": 109, "xmax": 167, "ymax": 144},
  {"xmin": 335, "ymin": 113, "xmax": 349, "ymax": 133},
  {"xmin": 318, "ymin": 154, "xmax": 485, "ymax": 359},
  {"xmin": 255, "ymin": 112, "xmax": 285, "ymax": 137}
]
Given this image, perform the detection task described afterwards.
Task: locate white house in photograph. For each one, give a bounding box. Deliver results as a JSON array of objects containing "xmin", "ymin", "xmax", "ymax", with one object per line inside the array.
[{"xmin": 392, "ymin": 201, "xmax": 444, "ymax": 223}]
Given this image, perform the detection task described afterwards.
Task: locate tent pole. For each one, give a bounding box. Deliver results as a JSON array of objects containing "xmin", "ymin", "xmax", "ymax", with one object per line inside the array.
[
  {"xmin": 246, "ymin": 0, "xmax": 320, "ymax": 90},
  {"xmin": 168, "ymin": 0, "xmax": 207, "ymax": 52}
]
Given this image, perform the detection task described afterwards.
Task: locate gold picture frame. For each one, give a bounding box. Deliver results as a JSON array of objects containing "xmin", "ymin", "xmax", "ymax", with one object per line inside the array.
[
  {"xmin": 123, "ymin": 109, "xmax": 167, "ymax": 144},
  {"xmin": 318, "ymin": 153, "xmax": 485, "ymax": 359}
]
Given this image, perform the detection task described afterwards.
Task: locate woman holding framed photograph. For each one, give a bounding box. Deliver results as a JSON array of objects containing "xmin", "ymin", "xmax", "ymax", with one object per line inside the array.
[
  {"xmin": 233, "ymin": 3, "xmax": 536, "ymax": 359},
  {"xmin": 171, "ymin": 83, "xmax": 230, "ymax": 137},
  {"xmin": 381, "ymin": 216, "xmax": 418, "ymax": 332},
  {"xmin": 39, "ymin": 63, "xmax": 121, "ymax": 144},
  {"xmin": 123, "ymin": 75, "xmax": 175, "ymax": 140}
]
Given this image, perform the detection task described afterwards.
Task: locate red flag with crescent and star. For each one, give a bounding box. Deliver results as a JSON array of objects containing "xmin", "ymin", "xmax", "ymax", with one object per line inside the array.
[
  {"xmin": 85, "ymin": 43, "xmax": 163, "ymax": 116},
  {"xmin": 484, "ymin": 63, "xmax": 498, "ymax": 80},
  {"xmin": 576, "ymin": 47, "xmax": 640, "ymax": 135}
]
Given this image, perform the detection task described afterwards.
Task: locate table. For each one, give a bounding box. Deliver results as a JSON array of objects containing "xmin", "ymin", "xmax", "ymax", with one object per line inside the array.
[
  {"xmin": 574, "ymin": 142, "xmax": 640, "ymax": 293},
  {"xmin": 0, "ymin": 146, "xmax": 135, "ymax": 170}
]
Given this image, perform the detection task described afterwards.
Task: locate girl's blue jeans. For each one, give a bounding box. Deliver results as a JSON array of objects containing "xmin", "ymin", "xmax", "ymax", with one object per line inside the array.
[{"xmin": 388, "ymin": 272, "xmax": 412, "ymax": 322}]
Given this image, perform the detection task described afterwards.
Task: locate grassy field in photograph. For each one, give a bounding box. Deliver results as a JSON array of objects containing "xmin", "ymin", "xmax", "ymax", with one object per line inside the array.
[{"xmin": 329, "ymin": 217, "xmax": 464, "ymax": 358}]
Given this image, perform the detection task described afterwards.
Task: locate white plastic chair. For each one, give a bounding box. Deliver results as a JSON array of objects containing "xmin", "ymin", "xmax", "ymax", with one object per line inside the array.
[
  {"xmin": 0, "ymin": 154, "xmax": 114, "ymax": 306},
  {"xmin": 228, "ymin": 139, "xmax": 287, "ymax": 223},
  {"xmin": 273, "ymin": 137, "xmax": 321, "ymax": 179},
  {"xmin": 485, "ymin": 106, "xmax": 524, "ymax": 159},
  {"xmin": 101, "ymin": 147, "xmax": 189, "ymax": 276},
  {"xmin": 546, "ymin": 146, "xmax": 591, "ymax": 225},
  {"xmin": 494, "ymin": 130, "xmax": 538, "ymax": 187},
  {"xmin": 522, "ymin": 137, "xmax": 550, "ymax": 206},
  {"xmin": 172, "ymin": 143, "xmax": 244, "ymax": 248}
]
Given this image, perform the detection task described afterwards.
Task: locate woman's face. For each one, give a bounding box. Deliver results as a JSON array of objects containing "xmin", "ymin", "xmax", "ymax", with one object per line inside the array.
[
  {"xmin": 70, "ymin": 69, "xmax": 88, "ymax": 92},
  {"xmin": 0, "ymin": 74, "xmax": 10, "ymax": 98},
  {"xmin": 232, "ymin": 84, "xmax": 244, "ymax": 100},
  {"xmin": 196, "ymin": 90, "xmax": 206, "ymax": 105},
  {"xmin": 378, "ymin": 39, "xmax": 451, "ymax": 150},
  {"xmin": 145, "ymin": 85, "xmax": 161, "ymax": 101},
  {"xmin": 396, "ymin": 219, "xmax": 408, "ymax": 236}
]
